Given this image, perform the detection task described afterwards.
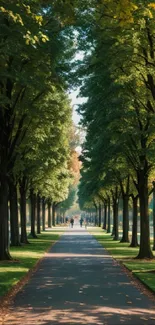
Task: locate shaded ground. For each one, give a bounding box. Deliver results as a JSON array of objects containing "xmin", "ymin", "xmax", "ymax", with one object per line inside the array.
[{"xmin": 2, "ymin": 227, "xmax": 155, "ymax": 325}]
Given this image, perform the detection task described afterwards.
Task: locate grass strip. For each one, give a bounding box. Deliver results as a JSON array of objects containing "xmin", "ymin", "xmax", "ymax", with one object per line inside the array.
[
  {"xmin": 89, "ymin": 227, "xmax": 155, "ymax": 293},
  {"xmin": 0, "ymin": 229, "xmax": 62, "ymax": 298}
]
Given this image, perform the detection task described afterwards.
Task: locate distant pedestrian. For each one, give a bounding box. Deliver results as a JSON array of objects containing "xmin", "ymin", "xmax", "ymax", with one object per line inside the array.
[
  {"xmin": 80, "ymin": 218, "xmax": 83, "ymax": 227},
  {"xmin": 84, "ymin": 219, "xmax": 87, "ymax": 229},
  {"xmin": 70, "ymin": 218, "xmax": 74, "ymax": 228}
]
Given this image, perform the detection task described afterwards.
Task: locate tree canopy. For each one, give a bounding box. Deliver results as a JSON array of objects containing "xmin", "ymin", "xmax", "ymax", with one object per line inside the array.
[
  {"xmin": 1, "ymin": 0, "xmax": 155, "ymax": 260},
  {"xmin": 76, "ymin": 0, "xmax": 155, "ymax": 259}
]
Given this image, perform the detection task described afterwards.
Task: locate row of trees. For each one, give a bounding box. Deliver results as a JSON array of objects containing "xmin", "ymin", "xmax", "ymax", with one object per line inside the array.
[
  {"xmin": 77, "ymin": 1, "xmax": 155, "ymax": 259},
  {"xmin": 0, "ymin": 1, "xmax": 78, "ymax": 260}
]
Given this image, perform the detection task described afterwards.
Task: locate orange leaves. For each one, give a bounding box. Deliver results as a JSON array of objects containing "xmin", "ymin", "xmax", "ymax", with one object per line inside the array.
[
  {"xmin": 68, "ymin": 150, "xmax": 81, "ymax": 185},
  {"xmin": 148, "ymin": 3, "xmax": 155, "ymax": 10}
]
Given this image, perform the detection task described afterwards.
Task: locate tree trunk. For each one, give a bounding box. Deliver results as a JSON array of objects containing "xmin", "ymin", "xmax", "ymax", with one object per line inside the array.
[
  {"xmin": 48, "ymin": 201, "xmax": 52, "ymax": 227},
  {"xmin": 136, "ymin": 171, "xmax": 153, "ymax": 258},
  {"xmin": 95, "ymin": 207, "xmax": 98, "ymax": 226},
  {"xmin": 130, "ymin": 196, "xmax": 139, "ymax": 247},
  {"xmin": 120, "ymin": 195, "xmax": 129, "ymax": 243},
  {"xmin": 111, "ymin": 227, "xmax": 114, "ymax": 236},
  {"xmin": 113, "ymin": 199, "xmax": 119, "ymax": 240},
  {"xmin": 98, "ymin": 203, "xmax": 101, "ymax": 227},
  {"xmin": 30, "ymin": 188, "xmax": 37, "ymax": 238},
  {"xmin": 62, "ymin": 212, "xmax": 65, "ymax": 224},
  {"xmin": 37, "ymin": 194, "xmax": 41, "ymax": 234},
  {"xmin": 103, "ymin": 204, "xmax": 107, "ymax": 230},
  {"xmin": 56, "ymin": 206, "xmax": 60, "ymax": 224},
  {"xmin": 19, "ymin": 179, "xmax": 29, "ymax": 244},
  {"xmin": 56, "ymin": 211, "xmax": 59, "ymax": 225},
  {"xmin": 107, "ymin": 198, "xmax": 111, "ymax": 233},
  {"xmin": 9, "ymin": 180, "xmax": 20, "ymax": 246},
  {"xmin": 42, "ymin": 197, "xmax": 45, "ymax": 231},
  {"xmin": 0, "ymin": 174, "xmax": 11, "ymax": 260},
  {"xmin": 152, "ymin": 183, "xmax": 155, "ymax": 250},
  {"xmin": 52, "ymin": 202, "xmax": 56, "ymax": 227}
]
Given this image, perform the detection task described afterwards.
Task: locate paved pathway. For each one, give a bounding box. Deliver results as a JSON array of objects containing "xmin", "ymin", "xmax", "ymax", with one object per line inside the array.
[{"xmin": 3, "ymin": 227, "xmax": 155, "ymax": 325}]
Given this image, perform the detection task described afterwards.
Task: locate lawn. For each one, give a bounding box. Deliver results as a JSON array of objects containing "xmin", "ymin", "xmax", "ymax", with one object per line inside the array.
[
  {"xmin": 89, "ymin": 227, "xmax": 155, "ymax": 293},
  {"xmin": 0, "ymin": 229, "xmax": 62, "ymax": 298}
]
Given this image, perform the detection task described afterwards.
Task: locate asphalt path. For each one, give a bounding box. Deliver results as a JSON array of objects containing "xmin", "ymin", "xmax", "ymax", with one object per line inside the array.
[{"xmin": 3, "ymin": 226, "xmax": 155, "ymax": 325}]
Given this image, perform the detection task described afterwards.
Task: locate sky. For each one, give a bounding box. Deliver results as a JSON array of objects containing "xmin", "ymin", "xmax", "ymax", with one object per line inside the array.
[
  {"xmin": 69, "ymin": 88, "xmax": 87, "ymax": 126},
  {"xmin": 69, "ymin": 51, "xmax": 86, "ymax": 126},
  {"xmin": 68, "ymin": 88, "xmax": 87, "ymax": 153},
  {"xmin": 69, "ymin": 89, "xmax": 81, "ymax": 125}
]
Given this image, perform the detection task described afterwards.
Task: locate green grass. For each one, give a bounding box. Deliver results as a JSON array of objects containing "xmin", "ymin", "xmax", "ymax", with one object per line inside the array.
[
  {"xmin": 89, "ymin": 227, "xmax": 155, "ymax": 293},
  {"xmin": 0, "ymin": 230, "xmax": 62, "ymax": 298}
]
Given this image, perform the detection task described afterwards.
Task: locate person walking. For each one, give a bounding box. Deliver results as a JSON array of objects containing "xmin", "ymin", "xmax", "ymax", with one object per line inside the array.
[
  {"xmin": 70, "ymin": 217, "xmax": 74, "ymax": 228},
  {"xmin": 80, "ymin": 217, "xmax": 83, "ymax": 227},
  {"xmin": 84, "ymin": 219, "xmax": 87, "ymax": 229}
]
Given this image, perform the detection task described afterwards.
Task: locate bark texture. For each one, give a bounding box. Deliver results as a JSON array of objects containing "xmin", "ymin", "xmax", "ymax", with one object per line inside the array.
[
  {"xmin": 130, "ymin": 196, "xmax": 139, "ymax": 247},
  {"xmin": 42, "ymin": 197, "xmax": 45, "ymax": 231},
  {"xmin": 37, "ymin": 194, "xmax": 41, "ymax": 234},
  {"xmin": 48, "ymin": 201, "xmax": 52, "ymax": 228},
  {"xmin": 9, "ymin": 180, "xmax": 20, "ymax": 246},
  {"xmin": 107, "ymin": 198, "xmax": 111, "ymax": 233},
  {"xmin": 30, "ymin": 188, "xmax": 37, "ymax": 238},
  {"xmin": 136, "ymin": 171, "xmax": 153, "ymax": 258},
  {"xmin": 20, "ymin": 178, "xmax": 29, "ymax": 244},
  {"xmin": 120, "ymin": 195, "xmax": 129, "ymax": 243}
]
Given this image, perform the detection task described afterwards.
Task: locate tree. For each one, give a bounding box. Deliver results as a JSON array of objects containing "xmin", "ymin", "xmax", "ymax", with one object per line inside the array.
[
  {"xmin": 75, "ymin": 0, "xmax": 155, "ymax": 258},
  {"xmin": 59, "ymin": 185, "xmax": 76, "ymax": 217},
  {"xmin": 0, "ymin": 0, "xmax": 75, "ymax": 259}
]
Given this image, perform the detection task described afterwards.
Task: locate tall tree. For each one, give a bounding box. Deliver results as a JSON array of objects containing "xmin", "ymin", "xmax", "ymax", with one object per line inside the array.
[
  {"xmin": 0, "ymin": 0, "xmax": 75, "ymax": 259},
  {"xmin": 76, "ymin": 0, "xmax": 155, "ymax": 258}
]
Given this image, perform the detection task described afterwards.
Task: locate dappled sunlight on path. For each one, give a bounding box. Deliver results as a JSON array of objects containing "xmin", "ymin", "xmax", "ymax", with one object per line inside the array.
[
  {"xmin": 2, "ymin": 227, "xmax": 155, "ymax": 324},
  {"xmin": 5, "ymin": 304, "xmax": 155, "ymax": 325}
]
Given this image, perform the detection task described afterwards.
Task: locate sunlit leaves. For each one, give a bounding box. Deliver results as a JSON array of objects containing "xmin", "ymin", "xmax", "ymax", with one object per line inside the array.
[
  {"xmin": 0, "ymin": 6, "xmax": 24, "ymax": 25},
  {"xmin": 75, "ymin": 0, "xmax": 155, "ymax": 213}
]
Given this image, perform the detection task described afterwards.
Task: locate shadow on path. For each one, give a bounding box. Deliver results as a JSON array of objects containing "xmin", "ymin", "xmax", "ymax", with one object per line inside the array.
[{"xmin": 3, "ymin": 228, "xmax": 155, "ymax": 325}]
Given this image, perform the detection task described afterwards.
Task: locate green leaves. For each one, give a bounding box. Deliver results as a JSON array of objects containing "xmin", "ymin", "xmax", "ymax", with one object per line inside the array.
[
  {"xmin": 76, "ymin": 0, "xmax": 155, "ymax": 210},
  {"xmin": 0, "ymin": 0, "xmax": 77, "ymax": 208}
]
